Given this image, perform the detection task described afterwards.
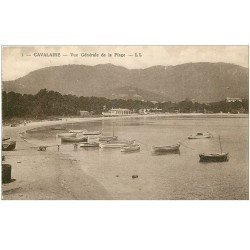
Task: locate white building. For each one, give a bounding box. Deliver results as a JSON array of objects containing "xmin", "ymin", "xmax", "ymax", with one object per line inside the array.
[
  {"xmin": 102, "ymin": 108, "xmax": 132, "ymax": 117},
  {"xmin": 151, "ymin": 108, "xmax": 163, "ymax": 113},
  {"xmin": 79, "ymin": 110, "xmax": 90, "ymax": 116},
  {"xmin": 138, "ymin": 109, "xmax": 150, "ymax": 114},
  {"xmin": 226, "ymin": 97, "xmax": 242, "ymax": 103}
]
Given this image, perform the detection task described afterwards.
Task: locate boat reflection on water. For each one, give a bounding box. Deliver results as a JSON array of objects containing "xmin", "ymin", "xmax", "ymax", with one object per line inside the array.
[
  {"xmin": 61, "ymin": 136, "xmax": 87, "ymax": 143},
  {"xmin": 151, "ymin": 143, "xmax": 180, "ymax": 156}
]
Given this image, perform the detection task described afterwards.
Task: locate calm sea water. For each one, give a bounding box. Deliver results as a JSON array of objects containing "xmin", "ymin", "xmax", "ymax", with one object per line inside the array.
[{"xmin": 27, "ymin": 116, "xmax": 249, "ymax": 200}]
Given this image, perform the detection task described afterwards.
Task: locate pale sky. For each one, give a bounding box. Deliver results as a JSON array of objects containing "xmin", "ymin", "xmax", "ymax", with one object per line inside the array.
[{"xmin": 2, "ymin": 45, "xmax": 248, "ymax": 81}]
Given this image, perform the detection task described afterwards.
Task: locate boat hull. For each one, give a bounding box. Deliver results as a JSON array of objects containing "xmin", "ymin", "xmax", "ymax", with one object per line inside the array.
[
  {"xmin": 188, "ymin": 135, "xmax": 211, "ymax": 139},
  {"xmin": 188, "ymin": 133, "xmax": 212, "ymax": 139},
  {"xmin": 100, "ymin": 141, "xmax": 134, "ymax": 148},
  {"xmin": 99, "ymin": 136, "xmax": 118, "ymax": 142},
  {"xmin": 2, "ymin": 137, "xmax": 10, "ymax": 141},
  {"xmin": 100, "ymin": 143, "xmax": 128, "ymax": 148},
  {"xmin": 2, "ymin": 141, "xmax": 16, "ymax": 151},
  {"xmin": 61, "ymin": 137, "xmax": 87, "ymax": 143},
  {"xmin": 57, "ymin": 133, "xmax": 77, "ymax": 138},
  {"xmin": 199, "ymin": 153, "xmax": 229, "ymax": 162},
  {"xmin": 79, "ymin": 142, "xmax": 99, "ymax": 147},
  {"xmin": 69, "ymin": 129, "xmax": 85, "ymax": 133},
  {"xmin": 121, "ymin": 145, "xmax": 140, "ymax": 152},
  {"xmin": 82, "ymin": 131, "xmax": 101, "ymax": 136}
]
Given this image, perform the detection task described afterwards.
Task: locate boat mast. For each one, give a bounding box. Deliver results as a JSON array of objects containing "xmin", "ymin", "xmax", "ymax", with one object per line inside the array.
[{"xmin": 219, "ymin": 135, "xmax": 222, "ymax": 153}]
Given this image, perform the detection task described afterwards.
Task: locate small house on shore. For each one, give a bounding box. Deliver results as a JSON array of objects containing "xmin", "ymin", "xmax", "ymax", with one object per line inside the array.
[
  {"xmin": 139, "ymin": 109, "xmax": 150, "ymax": 115},
  {"xmin": 226, "ymin": 97, "xmax": 242, "ymax": 103},
  {"xmin": 79, "ymin": 110, "xmax": 90, "ymax": 116}
]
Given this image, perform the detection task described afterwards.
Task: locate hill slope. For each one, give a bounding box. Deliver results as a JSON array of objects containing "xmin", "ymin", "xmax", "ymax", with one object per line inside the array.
[{"xmin": 2, "ymin": 62, "xmax": 248, "ymax": 102}]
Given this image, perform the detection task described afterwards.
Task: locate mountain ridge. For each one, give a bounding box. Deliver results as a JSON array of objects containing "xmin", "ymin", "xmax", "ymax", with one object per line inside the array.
[{"xmin": 2, "ymin": 62, "xmax": 248, "ymax": 102}]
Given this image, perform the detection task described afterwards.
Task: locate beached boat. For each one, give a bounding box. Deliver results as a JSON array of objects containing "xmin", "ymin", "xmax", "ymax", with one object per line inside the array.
[
  {"xmin": 199, "ymin": 153, "xmax": 229, "ymax": 162},
  {"xmin": 188, "ymin": 132, "xmax": 212, "ymax": 139},
  {"xmin": 151, "ymin": 143, "xmax": 180, "ymax": 153},
  {"xmin": 61, "ymin": 136, "xmax": 87, "ymax": 143},
  {"xmin": 2, "ymin": 141, "xmax": 16, "ymax": 151},
  {"xmin": 82, "ymin": 130, "xmax": 102, "ymax": 135},
  {"xmin": 199, "ymin": 136, "xmax": 229, "ymax": 162},
  {"xmin": 121, "ymin": 144, "xmax": 140, "ymax": 152},
  {"xmin": 79, "ymin": 142, "xmax": 100, "ymax": 147},
  {"xmin": 100, "ymin": 140, "xmax": 134, "ymax": 149},
  {"xmin": 57, "ymin": 132, "xmax": 77, "ymax": 138},
  {"xmin": 2, "ymin": 137, "xmax": 10, "ymax": 141}
]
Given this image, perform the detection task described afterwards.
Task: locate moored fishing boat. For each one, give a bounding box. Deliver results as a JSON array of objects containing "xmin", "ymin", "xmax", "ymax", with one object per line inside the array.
[
  {"xmin": 151, "ymin": 143, "xmax": 180, "ymax": 153},
  {"xmin": 188, "ymin": 132, "xmax": 212, "ymax": 139},
  {"xmin": 57, "ymin": 132, "xmax": 77, "ymax": 138},
  {"xmin": 199, "ymin": 153, "xmax": 229, "ymax": 162},
  {"xmin": 100, "ymin": 140, "xmax": 135, "ymax": 149},
  {"xmin": 82, "ymin": 130, "xmax": 101, "ymax": 135},
  {"xmin": 61, "ymin": 136, "xmax": 87, "ymax": 143},
  {"xmin": 199, "ymin": 135, "xmax": 229, "ymax": 162},
  {"xmin": 99, "ymin": 135, "xmax": 118, "ymax": 142},
  {"xmin": 2, "ymin": 140, "xmax": 16, "ymax": 151},
  {"xmin": 121, "ymin": 144, "xmax": 140, "ymax": 152},
  {"xmin": 69, "ymin": 129, "xmax": 86, "ymax": 133},
  {"xmin": 79, "ymin": 142, "xmax": 100, "ymax": 147},
  {"xmin": 99, "ymin": 122, "xmax": 118, "ymax": 142}
]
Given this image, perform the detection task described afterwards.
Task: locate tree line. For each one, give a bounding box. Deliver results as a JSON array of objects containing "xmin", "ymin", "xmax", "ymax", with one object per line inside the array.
[{"xmin": 2, "ymin": 89, "xmax": 248, "ymax": 119}]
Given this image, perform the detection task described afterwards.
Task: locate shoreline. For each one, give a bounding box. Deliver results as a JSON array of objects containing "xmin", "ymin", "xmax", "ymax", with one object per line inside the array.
[{"xmin": 3, "ymin": 113, "xmax": 249, "ymax": 132}]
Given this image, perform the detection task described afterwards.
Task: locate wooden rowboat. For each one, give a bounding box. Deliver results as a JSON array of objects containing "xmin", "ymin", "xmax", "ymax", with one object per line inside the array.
[
  {"xmin": 2, "ymin": 137, "xmax": 10, "ymax": 141},
  {"xmin": 199, "ymin": 153, "xmax": 229, "ymax": 162},
  {"xmin": 121, "ymin": 144, "xmax": 140, "ymax": 152},
  {"xmin": 152, "ymin": 143, "xmax": 180, "ymax": 153},
  {"xmin": 69, "ymin": 129, "xmax": 85, "ymax": 133},
  {"xmin": 2, "ymin": 141, "xmax": 16, "ymax": 151},
  {"xmin": 82, "ymin": 130, "xmax": 101, "ymax": 136},
  {"xmin": 99, "ymin": 135, "xmax": 118, "ymax": 142},
  {"xmin": 79, "ymin": 142, "xmax": 100, "ymax": 147},
  {"xmin": 188, "ymin": 132, "xmax": 212, "ymax": 139},
  {"xmin": 57, "ymin": 133, "xmax": 77, "ymax": 138},
  {"xmin": 100, "ymin": 140, "xmax": 134, "ymax": 149}
]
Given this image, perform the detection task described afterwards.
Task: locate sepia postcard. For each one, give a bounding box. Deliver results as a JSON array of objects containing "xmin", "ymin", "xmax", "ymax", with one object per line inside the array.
[{"xmin": 1, "ymin": 45, "xmax": 249, "ymax": 200}]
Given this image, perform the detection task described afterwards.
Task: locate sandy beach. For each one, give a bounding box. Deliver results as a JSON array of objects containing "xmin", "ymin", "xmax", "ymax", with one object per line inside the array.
[
  {"xmin": 2, "ymin": 117, "xmax": 112, "ymax": 200},
  {"xmin": 1, "ymin": 113, "xmax": 248, "ymax": 200}
]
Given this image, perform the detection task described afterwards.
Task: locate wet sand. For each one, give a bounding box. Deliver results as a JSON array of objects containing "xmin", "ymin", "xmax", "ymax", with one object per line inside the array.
[{"xmin": 2, "ymin": 121, "xmax": 112, "ymax": 200}]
